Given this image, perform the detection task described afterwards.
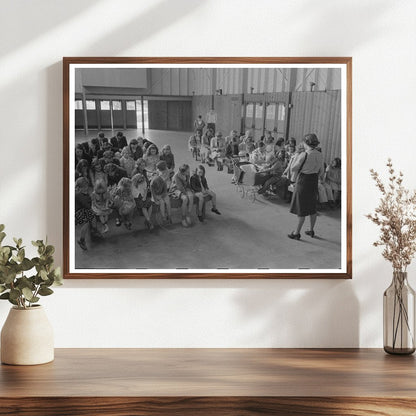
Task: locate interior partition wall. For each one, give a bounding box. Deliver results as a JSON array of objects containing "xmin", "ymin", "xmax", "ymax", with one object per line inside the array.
[
  {"xmin": 147, "ymin": 100, "xmax": 192, "ymax": 131},
  {"xmin": 192, "ymin": 90, "xmax": 341, "ymax": 163}
]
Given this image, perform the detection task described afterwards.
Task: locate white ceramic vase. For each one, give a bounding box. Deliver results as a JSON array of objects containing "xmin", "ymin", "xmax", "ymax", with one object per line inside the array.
[{"xmin": 1, "ymin": 305, "xmax": 54, "ymax": 365}]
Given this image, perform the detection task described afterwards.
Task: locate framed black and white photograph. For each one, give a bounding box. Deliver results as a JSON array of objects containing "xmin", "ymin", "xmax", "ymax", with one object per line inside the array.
[{"xmin": 63, "ymin": 57, "xmax": 352, "ymax": 279}]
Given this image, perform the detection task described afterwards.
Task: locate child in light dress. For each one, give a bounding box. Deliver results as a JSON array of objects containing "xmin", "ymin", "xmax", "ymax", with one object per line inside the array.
[
  {"xmin": 143, "ymin": 144, "xmax": 160, "ymax": 178},
  {"xmin": 120, "ymin": 146, "xmax": 136, "ymax": 178},
  {"xmin": 91, "ymin": 179, "xmax": 113, "ymax": 233},
  {"xmin": 113, "ymin": 177, "xmax": 136, "ymax": 230},
  {"xmin": 90, "ymin": 158, "xmax": 107, "ymax": 186}
]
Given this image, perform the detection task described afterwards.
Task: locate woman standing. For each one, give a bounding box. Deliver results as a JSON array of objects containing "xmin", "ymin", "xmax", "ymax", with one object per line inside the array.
[{"xmin": 288, "ymin": 134, "xmax": 324, "ymax": 240}]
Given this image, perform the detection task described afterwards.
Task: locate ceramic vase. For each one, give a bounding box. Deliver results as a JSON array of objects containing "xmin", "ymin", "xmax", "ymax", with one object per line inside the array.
[{"xmin": 1, "ymin": 305, "xmax": 54, "ymax": 365}]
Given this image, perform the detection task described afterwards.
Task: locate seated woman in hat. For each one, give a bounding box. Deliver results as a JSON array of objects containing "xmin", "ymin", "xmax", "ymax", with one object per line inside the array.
[{"xmin": 288, "ymin": 133, "xmax": 324, "ymax": 240}]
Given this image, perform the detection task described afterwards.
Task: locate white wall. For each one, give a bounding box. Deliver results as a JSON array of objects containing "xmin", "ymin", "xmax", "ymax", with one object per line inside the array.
[{"xmin": 0, "ymin": 0, "xmax": 415, "ymax": 348}]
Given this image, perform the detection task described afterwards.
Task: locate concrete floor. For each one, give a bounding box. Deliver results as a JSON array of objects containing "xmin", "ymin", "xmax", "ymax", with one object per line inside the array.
[{"xmin": 74, "ymin": 129, "xmax": 342, "ymax": 270}]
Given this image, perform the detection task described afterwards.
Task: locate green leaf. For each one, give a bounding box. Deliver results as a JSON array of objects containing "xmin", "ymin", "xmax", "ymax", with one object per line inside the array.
[
  {"xmin": 38, "ymin": 287, "xmax": 53, "ymax": 296},
  {"xmin": 17, "ymin": 248, "xmax": 25, "ymax": 263},
  {"xmin": 22, "ymin": 287, "xmax": 34, "ymax": 301},
  {"xmin": 0, "ymin": 286, "xmax": 6, "ymax": 294},
  {"xmin": 53, "ymin": 267, "xmax": 63, "ymax": 285},
  {"xmin": 9, "ymin": 288, "xmax": 21, "ymax": 301},
  {"xmin": 0, "ymin": 292, "xmax": 9, "ymax": 299},
  {"xmin": 45, "ymin": 245, "xmax": 55, "ymax": 256},
  {"xmin": 2, "ymin": 271, "xmax": 16, "ymax": 285},
  {"xmin": 17, "ymin": 276, "xmax": 35, "ymax": 291},
  {"xmin": 13, "ymin": 237, "xmax": 21, "ymax": 248},
  {"xmin": 0, "ymin": 232, "xmax": 6, "ymax": 244},
  {"xmin": 0, "ymin": 224, "xmax": 5, "ymax": 232},
  {"xmin": 39, "ymin": 269, "xmax": 48, "ymax": 281},
  {"xmin": 20, "ymin": 258, "xmax": 34, "ymax": 271}
]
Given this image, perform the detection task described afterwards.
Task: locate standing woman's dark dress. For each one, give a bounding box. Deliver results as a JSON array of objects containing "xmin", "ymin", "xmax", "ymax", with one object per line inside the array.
[{"xmin": 290, "ymin": 148, "xmax": 324, "ymax": 216}]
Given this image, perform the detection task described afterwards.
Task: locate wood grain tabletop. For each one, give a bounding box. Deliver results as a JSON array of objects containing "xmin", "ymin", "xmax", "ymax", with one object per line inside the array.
[{"xmin": 1, "ymin": 348, "xmax": 415, "ymax": 415}]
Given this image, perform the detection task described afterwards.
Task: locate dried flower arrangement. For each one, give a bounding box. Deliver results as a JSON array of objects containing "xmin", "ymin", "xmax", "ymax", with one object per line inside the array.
[
  {"xmin": 366, "ymin": 159, "xmax": 416, "ymax": 272},
  {"xmin": 367, "ymin": 159, "xmax": 416, "ymax": 354}
]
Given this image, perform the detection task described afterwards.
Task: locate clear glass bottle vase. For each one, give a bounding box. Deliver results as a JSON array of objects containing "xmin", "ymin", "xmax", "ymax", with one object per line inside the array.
[{"xmin": 383, "ymin": 271, "xmax": 416, "ymax": 355}]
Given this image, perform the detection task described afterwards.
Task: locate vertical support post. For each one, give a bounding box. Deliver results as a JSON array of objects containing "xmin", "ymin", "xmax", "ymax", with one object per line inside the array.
[
  {"xmin": 211, "ymin": 68, "xmax": 216, "ymax": 110},
  {"xmin": 81, "ymin": 88, "xmax": 88, "ymax": 135},
  {"xmin": 96, "ymin": 100, "xmax": 101, "ymax": 131},
  {"xmin": 123, "ymin": 101, "xmax": 127, "ymax": 130},
  {"xmin": 110, "ymin": 100, "xmax": 114, "ymax": 134},
  {"xmin": 262, "ymin": 96, "xmax": 267, "ymax": 137},
  {"xmin": 141, "ymin": 96, "xmax": 145, "ymax": 135},
  {"xmin": 285, "ymin": 68, "xmax": 298, "ymax": 142},
  {"xmin": 241, "ymin": 68, "xmax": 248, "ymax": 134}
]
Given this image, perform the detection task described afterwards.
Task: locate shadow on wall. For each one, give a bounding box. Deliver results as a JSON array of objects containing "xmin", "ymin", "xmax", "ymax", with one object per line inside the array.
[
  {"xmin": 79, "ymin": 0, "xmax": 205, "ymax": 55},
  {"xmin": 288, "ymin": 0, "xmax": 393, "ymax": 51},
  {"xmin": 233, "ymin": 280, "xmax": 359, "ymax": 348},
  {"xmin": 46, "ymin": 0, "xmax": 204, "ymax": 265},
  {"xmin": 1, "ymin": 0, "xmax": 101, "ymax": 57}
]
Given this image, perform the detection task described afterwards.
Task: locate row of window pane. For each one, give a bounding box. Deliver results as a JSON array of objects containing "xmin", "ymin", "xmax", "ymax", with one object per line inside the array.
[
  {"xmin": 74, "ymin": 100, "xmax": 136, "ymax": 111},
  {"xmin": 243, "ymin": 102, "xmax": 286, "ymax": 121},
  {"xmin": 75, "ymin": 99, "xmax": 285, "ymax": 122}
]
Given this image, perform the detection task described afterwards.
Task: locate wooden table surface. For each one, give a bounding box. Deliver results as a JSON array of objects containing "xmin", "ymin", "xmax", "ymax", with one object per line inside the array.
[{"xmin": 1, "ymin": 348, "xmax": 416, "ymax": 415}]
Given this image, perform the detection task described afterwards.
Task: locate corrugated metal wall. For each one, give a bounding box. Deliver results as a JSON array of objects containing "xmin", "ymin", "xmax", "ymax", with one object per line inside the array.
[
  {"xmin": 192, "ymin": 90, "xmax": 341, "ymax": 164},
  {"xmin": 148, "ymin": 68, "xmax": 341, "ymax": 95},
  {"xmin": 289, "ymin": 90, "xmax": 341, "ymax": 164}
]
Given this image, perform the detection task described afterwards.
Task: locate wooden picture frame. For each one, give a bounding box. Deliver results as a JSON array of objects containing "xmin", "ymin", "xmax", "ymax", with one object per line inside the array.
[{"xmin": 63, "ymin": 57, "xmax": 352, "ymax": 279}]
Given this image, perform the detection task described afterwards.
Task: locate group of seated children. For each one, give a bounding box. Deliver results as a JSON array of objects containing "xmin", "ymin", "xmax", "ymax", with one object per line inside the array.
[
  {"xmin": 75, "ymin": 132, "xmax": 221, "ymax": 251},
  {"xmin": 192, "ymin": 128, "xmax": 342, "ymax": 207}
]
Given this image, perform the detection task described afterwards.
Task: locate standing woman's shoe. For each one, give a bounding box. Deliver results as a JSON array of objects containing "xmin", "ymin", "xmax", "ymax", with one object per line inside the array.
[
  {"xmin": 305, "ymin": 230, "xmax": 315, "ymax": 238},
  {"xmin": 288, "ymin": 232, "xmax": 301, "ymax": 240}
]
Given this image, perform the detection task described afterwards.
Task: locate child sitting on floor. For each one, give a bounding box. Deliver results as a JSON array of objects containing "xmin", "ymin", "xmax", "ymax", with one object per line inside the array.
[
  {"xmin": 132, "ymin": 173, "xmax": 154, "ymax": 230},
  {"xmin": 75, "ymin": 177, "xmax": 100, "ymax": 250},
  {"xmin": 90, "ymin": 157, "xmax": 107, "ymax": 186},
  {"xmin": 190, "ymin": 165, "xmax": 221, "ymax": 222},
  {"xmin": 113, "ymin": 177, "xmax": 136, "ymax": 230},
  {"xmin": 324, "ymin": 157, "xmax": 341, "ymax": 207},
  {"xmin": 91, "ymin": 179, "xmax": 113, "ymax": 233},
  {"xmin": 150, "ymin": 161, "xmax": 172, "ymax": 226},
  {"xmin": 160, "ymin": 144, "xmax": 176, "ymax": 174},
  {"xmin": 120, "ymin": 146, "xmax": 136, "ymax": 178},
  {"xmin": 171, "ymin": 164, "xmax": 194, "ymax": 227},
  {"xmin": 143, "ymin": 144, "xmax": 160, "ymax": 178}
]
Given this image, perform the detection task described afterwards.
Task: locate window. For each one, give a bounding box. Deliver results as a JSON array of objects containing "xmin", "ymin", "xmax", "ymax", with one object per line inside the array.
[
  {"xmin": 136, "ymin": 99, "xmax": 149, "ymax": 130},
  {"xmin": 245, "ymin": 103, "xmax": 254, "ymax": 119},
  {"xmin": 255, "ymin": 103, "xmax": 263, "ymax": 119},
  {"xmin": 266, "ymin": 103, "xmax": 276, "ymax": 120},
  {"xmin": 86, "ymin": 100, "xmax": 96, "ymax": 110},
  {"xmin": 126, "ymin": 101, "xmax": 136, "ymax": 111},
  {"xmin": 112, "ymin": 100, "xmax": 122, "ymax": 111},
  {"xmin": 100, "ymin": 100, "xmax": 110, "ymax": 110},
  {"xmin": 277, "ymin": 103, "xmax": 286, "ymax": 121},
  {"xmin": 75, "ymin": 100, "xmax": 83, "ymax": 110}
]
